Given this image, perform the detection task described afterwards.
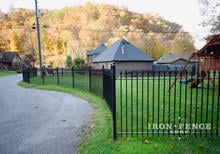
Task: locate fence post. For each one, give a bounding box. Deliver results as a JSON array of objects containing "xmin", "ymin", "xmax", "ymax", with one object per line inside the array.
[
  {"xmin": 111, "ymin": 63, "xmax": 117, "ymax": 140},
  {"xmin": 72, "ymin": 67, "xmax": 74, "ymax": 88},
  {"xmin": 56, "ymin": 67, "xmax": 59, "ymax": 86},
  {"xmin": 34, "ymin": 68, "xmax": 37, "ymax": 76},
  {"xmin": 102, "ymin": 65, "xmax": 104, "ymax": 99},
  {"xmin": 89, "ymin": 67, "xmax": 91, "ymax": 92},
  {"xmin": 42, "ymin": 67, "xmax": 44, "ymax": 84},
  {"xmin": 27, "ymin": 68, "xmax": 30, "ymax": 83},
  {"xmin": 217, "ymin": 71, "xmax": 220, "ymax": 136},
  {"xmin": 22, "ymin": 67, "xmax": 28, "ymax": 83}
]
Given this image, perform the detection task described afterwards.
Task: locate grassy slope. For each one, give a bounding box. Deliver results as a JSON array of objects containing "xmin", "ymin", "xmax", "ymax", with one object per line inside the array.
[
  {"xmin": 0, "ymin": 71, "xmax": 16, "ymax": 77},
  {"xmin": 18, "ymin": 77, "xmax": 220, "ymax": 154}
]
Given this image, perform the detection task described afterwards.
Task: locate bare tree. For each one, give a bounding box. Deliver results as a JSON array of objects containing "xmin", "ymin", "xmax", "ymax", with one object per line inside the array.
[{"xmin": 199, "ymin": 0, "xmax": 220, "ymax": 34}]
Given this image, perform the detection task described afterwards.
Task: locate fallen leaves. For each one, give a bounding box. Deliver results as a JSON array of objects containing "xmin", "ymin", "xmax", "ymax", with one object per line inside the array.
[{"xmin": 142, "ymin": 138, "xmax": 150, "ymax": 144}]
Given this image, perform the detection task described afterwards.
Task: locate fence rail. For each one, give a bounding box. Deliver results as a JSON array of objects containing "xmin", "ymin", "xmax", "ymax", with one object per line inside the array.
[{"xmin": 22, "ymin": 66, "xmax": 220, "ymax": 140}]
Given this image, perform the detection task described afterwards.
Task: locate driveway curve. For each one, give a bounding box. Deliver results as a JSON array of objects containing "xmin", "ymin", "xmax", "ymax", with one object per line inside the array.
[{"xmin": 0, "ymin": 74, "xmax": 93, "ymax": 154}]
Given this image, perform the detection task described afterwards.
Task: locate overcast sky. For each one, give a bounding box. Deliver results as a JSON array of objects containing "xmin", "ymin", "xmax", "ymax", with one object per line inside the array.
[{"xmin": 0, "ymin": 0, "xmax": 209, "ymax": 49}]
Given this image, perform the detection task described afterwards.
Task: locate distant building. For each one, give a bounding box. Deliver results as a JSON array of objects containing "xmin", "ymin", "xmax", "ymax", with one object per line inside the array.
[
  {"xmin": 86, "ymin": 44, "xmax": 108, "ymax": 67},
  {"xmin": 153, "ymin": 53, "xmax": 197, "ymax": 71},
  {"xmin": 0, "ymin": 49, "xmax": 22, "ymax": 70},
  {"xmin": 92, "ymin": 38, "xmax": 155, "ymax": 75}
]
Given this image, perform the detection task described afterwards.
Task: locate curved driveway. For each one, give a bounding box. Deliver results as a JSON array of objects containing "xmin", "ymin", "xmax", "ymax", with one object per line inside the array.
[{"xmin": 0, "ymin": 74, "xmax": 92, "ymax": 154}]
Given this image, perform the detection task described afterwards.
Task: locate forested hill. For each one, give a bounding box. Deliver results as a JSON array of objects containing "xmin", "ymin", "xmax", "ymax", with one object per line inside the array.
[{"xmin": 0, "ymin": 2, "xmax": 195, "ymax": 67}]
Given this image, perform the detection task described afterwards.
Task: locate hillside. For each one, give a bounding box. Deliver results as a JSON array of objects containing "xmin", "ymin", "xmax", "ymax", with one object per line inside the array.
[{"xmin": 0, "ymin": 2, "xmax": 195, "ymax": 67}]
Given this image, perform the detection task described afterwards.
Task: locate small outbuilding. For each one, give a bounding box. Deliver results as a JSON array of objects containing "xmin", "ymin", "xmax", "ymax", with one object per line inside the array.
[
  {"xmin": 92, "ymin": 38, "xmax": 154, "ymax": 75},
  {"xmin": 0, "ymin": 49, "xmax": 22, "ymax": 70},
  {"xmin": 153, "ymin": 53, "xmax": 197, "ymax": 71},
  {"xmin": 86, "ymin": 44, "xmax": 108, "ymax": 67}
]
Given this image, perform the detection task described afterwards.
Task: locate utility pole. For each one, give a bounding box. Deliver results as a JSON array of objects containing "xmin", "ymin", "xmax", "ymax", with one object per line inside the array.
[{"xmin": 34, "ymin": 0, "xmax": 43, "ymax": 76}]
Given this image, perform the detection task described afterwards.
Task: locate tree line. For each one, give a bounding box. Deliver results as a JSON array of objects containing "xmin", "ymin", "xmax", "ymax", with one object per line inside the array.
[{"xmin": 0, "ymin": 2, "xmax": 196, "ymax": 67}]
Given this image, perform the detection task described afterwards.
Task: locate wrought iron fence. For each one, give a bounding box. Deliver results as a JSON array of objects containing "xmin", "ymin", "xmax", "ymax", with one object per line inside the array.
[
  {"xmin": 22, "ymin": 66, "xmax": 220, "ymax": 140},
  {"xmin": 22, "ymin": 67, "xmax": 103, "ymax": 97},
  {"xmin": 22, "ymin": 67, "xmax": 37, "ymax": 83},
  {"xmin": 103, "ymin": 65, "xmax": 117, "ymax": 140}
]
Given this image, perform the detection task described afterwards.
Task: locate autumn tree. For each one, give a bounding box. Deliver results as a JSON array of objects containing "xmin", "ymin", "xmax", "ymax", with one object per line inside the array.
[
  {"xmin": 171, "ymin": 32, "xmax": 196, "ymax": 54},
  {"xmin": 143, "ymin": 34, "xmax": 170, "ymax": 59}
]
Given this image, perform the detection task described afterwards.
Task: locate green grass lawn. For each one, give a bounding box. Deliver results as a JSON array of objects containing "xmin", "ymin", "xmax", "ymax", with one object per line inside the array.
[
  {"xmin": 30, "ymin": 73, "xmax": 103, "ymax": 97},
  {"xmin": 0, "ymin": 70, "xmax": 16, "ymax": 77},
  {"xmin": 19, "ymin": 75, "xmax": 220, "ymax": 154}
]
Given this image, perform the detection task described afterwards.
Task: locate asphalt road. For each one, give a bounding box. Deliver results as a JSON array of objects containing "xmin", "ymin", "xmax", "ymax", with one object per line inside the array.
[{"xmin": 0, "ymin": 74, "xmax": 93, "ymax": 154}]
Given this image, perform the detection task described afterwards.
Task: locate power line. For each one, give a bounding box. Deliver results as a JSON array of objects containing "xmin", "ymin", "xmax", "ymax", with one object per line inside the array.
[{"xmin": 0, "ymin": 25, "xmax": 188, "ymax": 34}]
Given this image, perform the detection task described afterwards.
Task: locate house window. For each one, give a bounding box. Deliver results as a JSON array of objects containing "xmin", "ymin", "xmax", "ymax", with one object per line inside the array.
[{"xmin": 0, "ymin": 52, "xmax": 2, "ymax": 58}]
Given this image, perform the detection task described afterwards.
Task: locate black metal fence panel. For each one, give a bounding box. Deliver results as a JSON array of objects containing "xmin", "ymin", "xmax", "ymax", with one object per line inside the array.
[
  {"xmin": 117, "ymin": 70, "xmax": 220, "ymax": 138},
  {"xmin": 90, "ymin": 68, "xmax": 103, "ymax": 97},
  {"xmin": 103, "ymin": 64, "xmax": 116, "ymax": 140},
  {"xmin": 23, "ymin": 67, "xmax": 103, "ymax": 98},
  {"xmin": 103, "ymin": 68, "xmax": 114, "ymax": 111},
  {"xmin": 22, "ymin": 67, "xmax": 37, "ymax": 83}
]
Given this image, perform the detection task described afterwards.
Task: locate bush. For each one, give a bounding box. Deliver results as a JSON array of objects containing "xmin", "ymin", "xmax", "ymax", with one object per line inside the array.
[
  {"xmin": 66, "ymin": 55, "xmax": 73, "ymax": 68},
  {"xmin": 73, "ymin": 57, "xmax": 86, "ymax": 69}
]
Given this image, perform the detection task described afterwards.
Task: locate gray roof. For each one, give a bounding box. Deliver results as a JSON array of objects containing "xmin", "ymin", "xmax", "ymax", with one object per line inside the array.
[
  {"xmin": 156, "ymin": 53, "xmax": 190, "ymax": 64},
  {"xmin": 93, "ymin": 38, "xmax": 154, "ymax": 62},
  {"xmin": 86, "ymin": 44, "xmax": 107, "ymax": 56},
  {"xmin": 0, "ymin": 49, "xmax": 19, "ymax": 63}
]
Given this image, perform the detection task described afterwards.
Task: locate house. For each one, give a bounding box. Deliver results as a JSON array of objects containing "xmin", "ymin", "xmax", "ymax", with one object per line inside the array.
[
  {"xmin": 153, "ymin": 53, "xmax": 197, "ymax": 71},
  {"xmin": 0, "ymin": 49, "xmax": 22, "ymax": 70},
  {"xmin": 86, "ymin": 44, "xmax": 108, "ymax": 67},
  {"xmin": 92, "ymin": 38, "xmax": 155, "ymax": 75}
]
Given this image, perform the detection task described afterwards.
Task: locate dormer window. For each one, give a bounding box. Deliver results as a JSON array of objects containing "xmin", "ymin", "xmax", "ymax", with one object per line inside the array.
[{"xmin": 121, "ymin": 45, "xmax": 125, "ymax": 54}]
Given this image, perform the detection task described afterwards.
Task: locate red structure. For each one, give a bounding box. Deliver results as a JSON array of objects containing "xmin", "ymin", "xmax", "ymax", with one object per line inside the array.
[{"xmin": 169, "ymin": 34, "xmax": 220, "ymax": 93}]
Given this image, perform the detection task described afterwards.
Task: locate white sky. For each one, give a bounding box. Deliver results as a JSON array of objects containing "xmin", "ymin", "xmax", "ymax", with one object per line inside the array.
[{"xmin": 0, "ymin": 0, "xmax": 210, "ymax": 49}]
